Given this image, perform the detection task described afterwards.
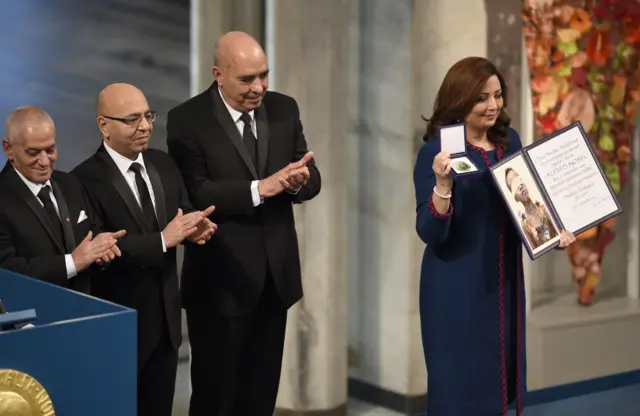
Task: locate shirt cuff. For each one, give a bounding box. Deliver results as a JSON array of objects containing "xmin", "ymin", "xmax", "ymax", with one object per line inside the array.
[
  {"xmin": 285, "ymin": 185, "xmax": 302, "ymax": 195},
  {"xmin": 161, "ymin": 233, "xmax": 167, "ymax": 253},
  {"xmin": 251, "ymin": 180, "xmax": 264, "ymax": 207},
  {"xmin": 65, "ymin": 254, "xmax": 78, "ymax": 279}
]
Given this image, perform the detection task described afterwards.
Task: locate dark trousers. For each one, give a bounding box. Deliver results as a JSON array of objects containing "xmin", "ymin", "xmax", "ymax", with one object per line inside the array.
[
  {"xmin": 187, "ymin": 276, "xmax": 288, "ymax": 416},
  {"xmin": 138, "ymin": 329, "xmax": 178, "ymax": 416}
]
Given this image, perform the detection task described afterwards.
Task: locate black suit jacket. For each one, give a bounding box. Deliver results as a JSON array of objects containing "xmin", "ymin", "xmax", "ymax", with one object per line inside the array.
[
  {"xmin": 167, "ymin": 82, "xmax": 321, "ymax": 316},
  {"xmin": 0, "ymin": 162, "xmax": 98, "ymax": 293},
  {"xmin": 71, "ymin": 145, "xmax": 193, "ymax": 366}
]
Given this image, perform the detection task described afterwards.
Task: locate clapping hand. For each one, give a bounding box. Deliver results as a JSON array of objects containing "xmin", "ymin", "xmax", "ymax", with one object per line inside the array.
[
  {"xmin": 163, "ymin": 206, "xmax": 217, "ymax": 248},
  {"xmin": 187, "ymin": 206, "xmax": 218, "ymax": 245},
  {"xmin": 74, "ymin": 230, "xmax": 127, "ymax": 270},
  {"xmin": 95, "ymin": 230, "xmax": 127, "ymax": 267},
  {"xmin": 278, "ymin": 151, "xmax": 314, "ymax": 192},
  {"xmin": 259, "ymin": 151, "xmax": 314, "ymax": 197}
]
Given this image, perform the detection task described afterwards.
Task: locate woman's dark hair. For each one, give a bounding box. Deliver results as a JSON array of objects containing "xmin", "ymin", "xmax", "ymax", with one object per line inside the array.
[{"xmin": 422, "ymin": 57, "xmax": 511, "ymax": 150}]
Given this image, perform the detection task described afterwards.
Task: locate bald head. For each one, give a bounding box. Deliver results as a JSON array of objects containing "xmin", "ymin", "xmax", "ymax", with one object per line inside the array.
[
  {"xmin": 96, "ymin": 83, "xmax": 147, "ymax": 117},
  {"xmin": 214, "ymin": 31, "xmax": 265, "ymax": 68},
  {"xmin": 213, "ymin": 31, "xmax": 269, "ymax": 113},
  {"xmin": 96, "ymin": 83, "xmax": 153, "ymax": 160},
  {"xmin": 5, "ymin": 105, "xmax": 54, "ymax": 145}
]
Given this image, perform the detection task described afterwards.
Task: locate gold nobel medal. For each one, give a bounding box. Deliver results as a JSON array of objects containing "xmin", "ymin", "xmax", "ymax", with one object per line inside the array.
[{"xmin": 0, "ymin": 369, "xmax": 55, "ymax": 416}]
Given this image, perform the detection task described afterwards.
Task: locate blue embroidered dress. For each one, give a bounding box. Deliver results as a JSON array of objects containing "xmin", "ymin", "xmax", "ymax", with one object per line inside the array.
[{"xmin": 413, "ymin": 128, "xmax": 526, "ymax": 416}]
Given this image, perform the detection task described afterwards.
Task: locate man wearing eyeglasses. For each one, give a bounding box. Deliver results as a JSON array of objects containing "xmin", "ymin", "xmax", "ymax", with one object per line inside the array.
[{"xmin": 71, "ymin": 83, "xmax": 217, "ymax": 416}]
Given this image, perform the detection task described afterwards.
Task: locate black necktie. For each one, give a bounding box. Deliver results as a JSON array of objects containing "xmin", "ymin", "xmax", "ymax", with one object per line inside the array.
[
  {"xmin": 129, "ymin": 162, "xmax": 159, "ymax": 231},
  {"xmin": 239, "ymin": 113, "xmax": 258, "ymax": 169},
  {"xmin": 37, "ymin": 185, "xmax": 64, "ymax": 243}
]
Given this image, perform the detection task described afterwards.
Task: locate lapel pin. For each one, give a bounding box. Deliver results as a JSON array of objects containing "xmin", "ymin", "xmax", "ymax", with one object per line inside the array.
[{"xmin": 65, "ymin": 218, "xmax": 70, "ymax": 223}]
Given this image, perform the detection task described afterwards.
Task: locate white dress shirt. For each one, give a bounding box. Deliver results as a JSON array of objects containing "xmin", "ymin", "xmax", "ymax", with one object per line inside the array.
[
  {"xmin": 103, "ymin": 142, "xmax": 167, "ymax": 252},
  {"xmin": 13, "ymin": 168, "xmax": 77, "ymax": 279},
  {"xmin": 217, "ymin": 89, "xmax": 301, "ymax": 206},
  {"xmin": 218, "ymin": 88, "xmax": 264, "ymax": 207}
]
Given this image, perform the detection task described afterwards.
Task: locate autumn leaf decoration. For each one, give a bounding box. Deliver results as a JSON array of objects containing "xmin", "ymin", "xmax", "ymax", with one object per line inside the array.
[{"xmin": 523, "ymin": 0, "xmax": 640, "ymax": 305}]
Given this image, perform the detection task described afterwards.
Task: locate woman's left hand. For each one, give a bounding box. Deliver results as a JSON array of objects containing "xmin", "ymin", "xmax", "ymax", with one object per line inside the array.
[{"xmin": 559, "ymin": 230, "xmax": 576, "ymax": 248}]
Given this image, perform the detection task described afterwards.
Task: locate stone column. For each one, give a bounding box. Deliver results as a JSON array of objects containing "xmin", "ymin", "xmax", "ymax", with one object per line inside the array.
[
  {"xmin": 485, "ymin": 0, "xmax": 523, "ymax": 132},
  {"xmin": 412, "ymin": 0, "xmax": 488, "ymax": 117},
  {"xmin": 267, "ymin": 1, "xmax": 349, "ymax": 414},
  {"xmin": 344, "ymin": 0, "xmax": 427, "ymax": 414},
  {"xmin": 191, "ymin": 0, "xmax": 264, "ymax": 95}
]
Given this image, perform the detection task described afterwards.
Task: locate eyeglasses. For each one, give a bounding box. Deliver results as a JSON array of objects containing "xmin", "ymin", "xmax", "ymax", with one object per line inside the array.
[{"xmin": 103, "ymin": 111, "xmax": 157, "ymax": 127}]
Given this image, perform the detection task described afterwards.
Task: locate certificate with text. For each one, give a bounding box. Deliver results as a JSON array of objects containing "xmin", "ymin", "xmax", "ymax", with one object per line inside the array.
[{"xmin": 490, "ymin": 122, "xmax": 622, "ymax": 260}]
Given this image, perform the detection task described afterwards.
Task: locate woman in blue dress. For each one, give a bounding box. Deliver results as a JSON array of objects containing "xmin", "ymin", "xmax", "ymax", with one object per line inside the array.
[{"xmin": 413, "ymin": 57, "xmax": 575, "ymax": 416}]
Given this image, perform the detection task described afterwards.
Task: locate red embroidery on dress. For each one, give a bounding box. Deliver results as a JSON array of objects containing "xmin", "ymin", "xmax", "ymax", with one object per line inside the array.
[
  {"xmin": 427, "ymin": 193, "xmax": 454, "ymax": 219},
  {"xmin": 468, "ymin": 143, "xmax": 521, "ymax": 416}
]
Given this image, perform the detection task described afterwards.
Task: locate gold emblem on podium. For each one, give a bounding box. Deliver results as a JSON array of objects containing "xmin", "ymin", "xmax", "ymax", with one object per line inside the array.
[{"xmin": 0, "ymin": 369, "xmax": 55, "ymax": 415}]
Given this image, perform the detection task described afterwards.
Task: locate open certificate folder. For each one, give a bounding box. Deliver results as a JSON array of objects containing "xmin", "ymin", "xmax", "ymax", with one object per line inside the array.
[{"xmin": 489, "ymin": 121, "xmax": 622, "ymax": 260}]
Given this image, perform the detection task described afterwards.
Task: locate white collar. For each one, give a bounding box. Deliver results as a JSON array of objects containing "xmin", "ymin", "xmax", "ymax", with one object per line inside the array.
[
  {"xmin": 13, "ymin": 167, "xmax": 52, "ymax": 197},
  {"xmin": 218, "ymin": 87, "xmax": 254, "ymax": 123},
  {"xmin": 103, "ymin": 141, "xmax": 146, "ymax": 176}
]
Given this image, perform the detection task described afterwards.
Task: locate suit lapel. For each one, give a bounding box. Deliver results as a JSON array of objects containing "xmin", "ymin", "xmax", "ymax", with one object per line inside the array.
[
  {"xmin": 1, "ymin": 164, "xmax": 65, "ymax": 253},
  {"xmin": 255, "ymin": 104, "xmax": 269, "ymax": 179},
  {"xmin": 209, "ymin": 84, "xmax": 258, "ymax": 179},
  {"xmin": 96, "ymin": 147, "xmax": 150, "ymax": 233},
  {"xmin": 144, "ymin": 155, "xmax": 167, "ymax": 230},
  {"xmin": 50, "ymin": 178, "xmax": 76, "ymax": 252}
]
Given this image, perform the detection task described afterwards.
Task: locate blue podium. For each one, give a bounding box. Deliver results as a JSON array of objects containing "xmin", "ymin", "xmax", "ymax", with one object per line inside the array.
[{"xmin": 0, "ymin": 268, "xmax": 137, "ymax": 415}]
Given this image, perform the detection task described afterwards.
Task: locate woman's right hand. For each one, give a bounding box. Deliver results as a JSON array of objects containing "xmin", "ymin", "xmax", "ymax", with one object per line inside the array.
[{"xmin": 432, "ymin": 151, "xmax": 453, "ymax": 191}]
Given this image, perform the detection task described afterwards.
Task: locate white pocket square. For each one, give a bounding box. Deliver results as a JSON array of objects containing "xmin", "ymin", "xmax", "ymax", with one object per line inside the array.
[{"xmin": 77, "ymin": 210, "xmax": 88, "ymax": 224}]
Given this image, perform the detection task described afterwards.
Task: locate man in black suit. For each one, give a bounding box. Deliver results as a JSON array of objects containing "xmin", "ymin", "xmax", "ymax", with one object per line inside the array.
[
  {"xmin": 167, "ymin": 31, "xmax": 321, "ymax": 415},
  {"xmin": 0, "ymin": 105, "xmax": 125, "ymax": 293},
  {"xmin": 71, "ymin": 83, "xmax": 216, "ymax": 416}
]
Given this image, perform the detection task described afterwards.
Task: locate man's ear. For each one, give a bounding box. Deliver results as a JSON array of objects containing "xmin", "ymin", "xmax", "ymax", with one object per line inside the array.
[
  {"xmin": 2, "ymin": 139, "xmax": 14, "ymax": 162},
  {"xmin": 213, "ymin": 67, "xmax": 223, "ymax": 86},
  {"xmin": 97, "ymin": 117, "xmax": 109, "ymax": 139}
]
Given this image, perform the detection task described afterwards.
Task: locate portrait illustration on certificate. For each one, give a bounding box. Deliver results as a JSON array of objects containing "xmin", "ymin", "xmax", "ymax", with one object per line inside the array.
[{"xmin": 493, "ymin": 154, "xmax": 561, "ymax": 257}]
